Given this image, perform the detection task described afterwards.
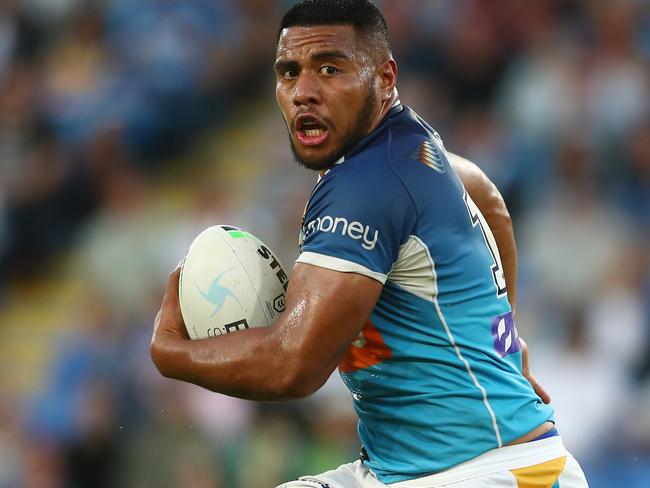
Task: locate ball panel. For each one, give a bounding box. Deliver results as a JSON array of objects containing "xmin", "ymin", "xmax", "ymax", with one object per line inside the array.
[
  {"xmin": 228, "ymin": 235, "xmax": 288, "ymax": 324},
  {"xmin": 179, "ymin": 225, "xmax": 287, "ymax": 340}
]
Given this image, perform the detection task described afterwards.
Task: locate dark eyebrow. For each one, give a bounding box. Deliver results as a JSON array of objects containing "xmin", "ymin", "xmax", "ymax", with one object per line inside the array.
[
  {"xmin": 310, "ymin": 50, "xmax": 351, "ymax": 63},
  {"xmin": 274, "ymin": 50, "xmax": 352, "ymax": 73},
  {"xmin": 274, "ymin": 59, "xmax": 300, "ymax": 74}
]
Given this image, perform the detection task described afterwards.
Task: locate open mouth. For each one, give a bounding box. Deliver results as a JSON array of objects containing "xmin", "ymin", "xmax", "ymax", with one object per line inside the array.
[{"xmin": 295, "ymin": 114, "xmax": 329, "ymax": 147}]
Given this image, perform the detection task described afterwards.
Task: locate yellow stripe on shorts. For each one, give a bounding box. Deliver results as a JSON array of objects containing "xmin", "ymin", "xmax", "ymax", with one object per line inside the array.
[{"xmin": 510, "ymin": 455, "xmax": 567, "ymax": 488}]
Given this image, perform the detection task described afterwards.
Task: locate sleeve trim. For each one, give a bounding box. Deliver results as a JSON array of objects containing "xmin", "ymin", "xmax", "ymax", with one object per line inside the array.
[{"xmin": 295, "ymin": 252, "xmax": 388, "ymax": 284}]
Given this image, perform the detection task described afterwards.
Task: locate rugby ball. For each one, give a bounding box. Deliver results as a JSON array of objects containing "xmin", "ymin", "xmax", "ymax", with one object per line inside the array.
[{"xmin": 179, "ymin": 225, "xmax": 288, "ymax": 340}]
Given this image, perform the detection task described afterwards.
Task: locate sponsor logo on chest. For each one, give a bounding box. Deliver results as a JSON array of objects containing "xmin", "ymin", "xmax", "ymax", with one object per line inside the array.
[{"xmin": 302, "ymin": 215, "xmax": 379, "ymax": 251}]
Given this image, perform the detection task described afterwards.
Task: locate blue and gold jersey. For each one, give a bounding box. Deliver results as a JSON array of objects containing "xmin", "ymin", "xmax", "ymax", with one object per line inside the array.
[{"xmin": 295, "ymin": 104, "xmax": 554, "ymax": 484}]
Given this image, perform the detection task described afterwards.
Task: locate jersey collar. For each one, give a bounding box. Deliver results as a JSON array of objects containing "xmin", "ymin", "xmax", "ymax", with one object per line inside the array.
[
  {"xmin": 316, "ymin": 100, "xmax": 404, "ymax": 181},
  {"xmin": 343, "ymin": 101, "xmax": 404, "ymax": 160}
]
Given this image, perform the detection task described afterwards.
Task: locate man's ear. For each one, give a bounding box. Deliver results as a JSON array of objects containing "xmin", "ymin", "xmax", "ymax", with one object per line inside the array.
[{"xmin": 378, "ymin": 58, "xmax": 397, "ymax": 99}]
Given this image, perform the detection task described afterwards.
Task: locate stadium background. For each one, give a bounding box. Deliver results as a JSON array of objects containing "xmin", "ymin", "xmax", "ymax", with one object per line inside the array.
[{"xmin": 0, "ymin": 0, "xmax": 648, "ymax": 486}]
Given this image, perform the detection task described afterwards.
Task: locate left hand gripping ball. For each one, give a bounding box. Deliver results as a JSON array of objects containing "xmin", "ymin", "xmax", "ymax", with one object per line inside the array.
[{"xmin": 179, "ymin": 225, "xmax": 288, "ymax": 339}]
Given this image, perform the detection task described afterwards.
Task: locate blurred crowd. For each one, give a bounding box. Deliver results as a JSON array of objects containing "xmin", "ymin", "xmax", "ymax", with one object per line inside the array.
[{"xmin": 0, "ymin": 0, "xmax": 649, "ymax": 487}]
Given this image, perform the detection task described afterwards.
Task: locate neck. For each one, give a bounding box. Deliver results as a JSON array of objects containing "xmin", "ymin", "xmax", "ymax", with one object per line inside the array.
[{"xmin": 367, "ymin": 88, "xmax": 399, "ymax": 135}]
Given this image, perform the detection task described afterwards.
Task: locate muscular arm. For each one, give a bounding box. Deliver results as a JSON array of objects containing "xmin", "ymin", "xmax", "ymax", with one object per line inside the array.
[
  {"xmin": 151, "ymin": 263, "xmax": 382, "ymax": 401},
  {"xmin": 448, "ymin": 152, "xmax": 517, "ymax": 312}
]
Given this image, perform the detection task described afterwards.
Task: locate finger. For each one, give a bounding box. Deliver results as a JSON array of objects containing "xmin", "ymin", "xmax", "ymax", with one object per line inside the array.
[
  {"xmin": 518, "ymin": 336, "xmax": 551, "ymax": 403},
  {"xmin": 519, "ymin": 337, "xmax": 529, "ymax": 365},
  {"xmin": 168, "ymin": 266, "xmax": 181, "ymax": 290},
  {"xmin": 162, "ymin": 267, "xmax": 182, "ymax": 308},
  {"xmin": 529, "ymin": 375, "xmax": 552, "ymax": 404},
  {"xmin": 156, "ymin": 268, "xmax": 185, "ymax": 333},
  {"xmin": 151, "ymin": 310, "xmax": 163, "ymax": 342}
]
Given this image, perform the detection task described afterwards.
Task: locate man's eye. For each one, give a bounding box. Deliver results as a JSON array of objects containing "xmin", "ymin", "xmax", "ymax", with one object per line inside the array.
[
  {"xmin": 282, "ymin": 69, "xmax": 299, "ymax": 79},
  {"xmin": 319, "ymin": 66, "xmax": 339, "ymax": 76}
]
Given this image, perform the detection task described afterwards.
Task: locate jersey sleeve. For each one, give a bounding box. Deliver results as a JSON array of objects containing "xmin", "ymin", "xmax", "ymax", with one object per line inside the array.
[{"xmin": 296, "ymin": 168, "xmax": 416, "ymax": 284}]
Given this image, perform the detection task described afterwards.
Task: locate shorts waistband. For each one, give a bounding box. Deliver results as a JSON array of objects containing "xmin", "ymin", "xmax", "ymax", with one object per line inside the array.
[
  {"xmin": 360, "ymin": 427, "xmax": 560, "ymax": 465},
  {"xmin": 387, "ymin": 436, "xmax": 568, "ymax": 487}
]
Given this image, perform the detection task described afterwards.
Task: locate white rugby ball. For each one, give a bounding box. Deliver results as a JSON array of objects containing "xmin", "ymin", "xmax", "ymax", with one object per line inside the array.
[{"xmin": 179, "ymin": 225, "xmax": 288, "ymax": 340}]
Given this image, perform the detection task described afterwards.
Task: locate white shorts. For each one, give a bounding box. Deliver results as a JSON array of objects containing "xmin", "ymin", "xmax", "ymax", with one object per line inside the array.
[{"xmin": 277, "ymin": 436, "xmax": 588, "ymax": 488}]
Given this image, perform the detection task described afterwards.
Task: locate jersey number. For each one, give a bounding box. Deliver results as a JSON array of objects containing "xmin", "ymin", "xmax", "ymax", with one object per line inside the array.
[{"xmin": 463, "ymin": 191, "xmax": 508, "ymax": 298}]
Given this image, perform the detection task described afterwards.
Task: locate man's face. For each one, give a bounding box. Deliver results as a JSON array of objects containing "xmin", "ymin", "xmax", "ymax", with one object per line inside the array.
[{"xmin": 275, "ymin": 25, "xmax": 381, "ymax": 171}]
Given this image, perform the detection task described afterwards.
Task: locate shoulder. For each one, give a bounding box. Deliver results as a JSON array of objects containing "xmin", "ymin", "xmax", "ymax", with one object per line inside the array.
[
  {"xmin": 371, "ymin": 107, "xmax": 451, "ymax": 182},
  {"xmin": 313, "ymin": 107, "xmax": 445, "ymax": 201},
  {"xmin": 382, "ymin": 108, "xmax": 463, "ymax": 205},
  {"xmin": 309, "ymin": 139, "xmax": 412, "ymax": 212},
  {"xmin": 298, "ymin": 130, "xmax": 420, "ymax": 277}
]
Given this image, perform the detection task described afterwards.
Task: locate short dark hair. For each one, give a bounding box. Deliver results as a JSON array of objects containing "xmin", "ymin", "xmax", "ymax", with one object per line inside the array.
[{"xmin": 278, "ymin": 0, "xmax": 391, "ymax": 56}]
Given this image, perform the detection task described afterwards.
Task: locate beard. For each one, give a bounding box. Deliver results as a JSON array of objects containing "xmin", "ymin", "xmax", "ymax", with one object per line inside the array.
[{"xmin": 289, "ymin": 87, "xmax": 379, "ymax": 172}]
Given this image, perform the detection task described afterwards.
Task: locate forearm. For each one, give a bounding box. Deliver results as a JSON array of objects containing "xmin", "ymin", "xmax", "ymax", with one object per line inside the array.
[
  {"xmin": 484, "ymin": 205, "xmax": 517, "ymax": 311},
  {"xmin": 150, "ymin": 270, "xmax": 325, "ymax": 401},
  {"xmin": 151, "ymin": 325, "xmax": 304, "ymax": 401},
  {"xmin": 151, "ymin": 262, "xmax": 381, "ymax": 401},
  {"xmin": 449, "ymin": 152, "xmax": 518, "ymax": 311}
]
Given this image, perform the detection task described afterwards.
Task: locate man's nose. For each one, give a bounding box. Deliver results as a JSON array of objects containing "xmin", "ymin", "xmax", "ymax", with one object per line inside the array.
[{"xmin": 292, "ymin": 72, "xmax": 321, "ymax": 106}]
